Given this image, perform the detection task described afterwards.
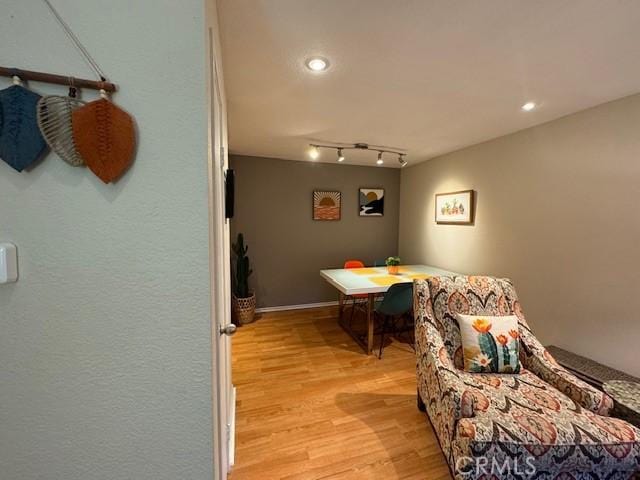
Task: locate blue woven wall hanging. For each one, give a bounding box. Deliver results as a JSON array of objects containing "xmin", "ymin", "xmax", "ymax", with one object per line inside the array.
[{"xmin": 0, "ymin": 83, "xmax": 49, "ymax": 171}]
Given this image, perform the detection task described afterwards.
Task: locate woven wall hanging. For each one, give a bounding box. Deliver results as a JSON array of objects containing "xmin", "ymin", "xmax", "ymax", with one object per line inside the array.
[
  {"xmin": 43, "ymin": 0, "xmax": 136, "ymax": 182},
  {"xmin": 37, "ymin": 94, "xmax": 86, "ymax": 166},
  {"xmin": 0, "ymin": 0, "xmax": 137, "ymax": 183},
  {"xmin": 0, "ymin": 77, "xmax": 49, "ymax": 171},
  {"xmin": 72, "ymin": 93, "xmax": 135, "ymax": 183}
]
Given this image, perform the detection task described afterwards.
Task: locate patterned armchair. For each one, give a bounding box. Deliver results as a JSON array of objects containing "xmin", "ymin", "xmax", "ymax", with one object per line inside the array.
[{"xmin": 414, "ymin": 276, "xmax": 640, "ymax": 479}]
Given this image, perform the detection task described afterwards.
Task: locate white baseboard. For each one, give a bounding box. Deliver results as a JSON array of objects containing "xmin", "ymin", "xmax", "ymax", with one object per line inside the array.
[{"xmin": 255, "ymin": 300, "xmax": 339, "ymax": 313}]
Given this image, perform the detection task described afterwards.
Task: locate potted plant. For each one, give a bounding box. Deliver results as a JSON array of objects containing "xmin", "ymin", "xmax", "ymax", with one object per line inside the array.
[
  {"xmin": 385, "ymin": 256, "xmax": 401, "ymax": 275},
  {"xmin": 232, "ymin": 233, "xmax": 256, "ymax": 325}
]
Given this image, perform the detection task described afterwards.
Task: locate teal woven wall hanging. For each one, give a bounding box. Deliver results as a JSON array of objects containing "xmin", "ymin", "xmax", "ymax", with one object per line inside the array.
[{"xmin": 0, "ymin": 82, "xmax": 49, "ymax": 171}]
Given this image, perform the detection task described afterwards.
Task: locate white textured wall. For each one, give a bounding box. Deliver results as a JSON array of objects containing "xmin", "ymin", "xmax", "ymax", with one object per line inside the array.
[
  {"xmin": 399, "ymin": 93, "xmax": 640, "ymax": 377},
  {"xmin": 0, "ymin": 1, "xmax": 214, "ymax": 479}
]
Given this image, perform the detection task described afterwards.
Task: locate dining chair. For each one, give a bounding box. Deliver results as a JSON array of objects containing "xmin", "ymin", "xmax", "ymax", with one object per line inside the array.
[
  {"xmin": 343, "ymin": 260, "xmax": 368, "ymax": 325},
  {"xmin": 375, "ymin": 282, "xmax": 413, "ymax": 359},
  {"xmin": 344, "ymin": 259, "xmax": 365, "ymax": 269}
]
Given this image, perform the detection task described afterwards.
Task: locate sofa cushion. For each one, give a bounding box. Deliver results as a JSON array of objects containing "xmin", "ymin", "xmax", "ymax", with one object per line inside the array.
[
  {"xmin": 452, "ymin": 369, "xmax": 640, "ymax": 475},
  {"xmin": 457, "ymin": 313, "xmax": 521, "ymax": 373}
]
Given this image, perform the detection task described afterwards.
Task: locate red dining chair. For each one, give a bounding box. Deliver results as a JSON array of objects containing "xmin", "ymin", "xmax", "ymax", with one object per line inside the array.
[
  {"xmin": 344, "ymin": 260, "xmax": 365, "ymax": 269},
  {"xmin": 344, "ymin": 260, "xmax": 368, "ymax": 326}
]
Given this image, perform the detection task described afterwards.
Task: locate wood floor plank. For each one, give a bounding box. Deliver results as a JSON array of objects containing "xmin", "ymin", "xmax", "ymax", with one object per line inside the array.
[{"xmin": 229, "ymin": 306, "xmax": 451, "ymax": 480}]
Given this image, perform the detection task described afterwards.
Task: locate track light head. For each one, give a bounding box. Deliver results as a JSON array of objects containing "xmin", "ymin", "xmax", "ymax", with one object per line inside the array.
[
  {"xmin": 398, "ymin": 154, "xmax": 408, "ymax": 167},
  {"xmin": 376, "ymin": 152, "xmax": 383, "ymax": 165},
  {"xmin": 309, "ymin": 145, "xmax": 320, "ymax": 160},
  {"xmin": 337, "ymin": 149, "xmax": 345, "ymax": 162}
]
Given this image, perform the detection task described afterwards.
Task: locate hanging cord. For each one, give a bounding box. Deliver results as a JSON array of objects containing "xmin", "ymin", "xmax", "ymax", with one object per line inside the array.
[{"xmin": 42, "ymin": 0, "xmax": 108, "ymax": 83}]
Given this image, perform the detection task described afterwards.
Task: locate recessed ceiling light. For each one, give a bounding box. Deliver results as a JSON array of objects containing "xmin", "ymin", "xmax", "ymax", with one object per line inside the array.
[
  {"xmin": 521, "ymin": 102, "xmax": 536, "ymax": 112},
  {"xmin": 306, "ymin": 57, "xmax": 329, "ymax": 72},
  {"xmin": 376, "ymin": 152, "xmax": 384, "ymax": 165},
  {"xmin": 309, "ymin": 146, "xmax": 320, "ymax": 159}
]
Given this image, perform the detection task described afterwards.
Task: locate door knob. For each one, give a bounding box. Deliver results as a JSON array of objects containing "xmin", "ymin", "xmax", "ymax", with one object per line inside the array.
[{"xmin": 219, "ymin": 324, "xmax": 237, "ymax": 336}]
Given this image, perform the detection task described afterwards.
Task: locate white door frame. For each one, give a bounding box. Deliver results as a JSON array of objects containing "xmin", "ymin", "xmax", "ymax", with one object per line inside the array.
[{"xmin": 206, "ymin": 20, "xmax": 234, "ymax": 480}]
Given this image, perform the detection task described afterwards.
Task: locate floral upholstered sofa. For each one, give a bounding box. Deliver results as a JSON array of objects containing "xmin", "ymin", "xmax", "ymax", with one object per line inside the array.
[{"xmin": 414, "ymin": 276, "xmax": 640, "ymax": 479}]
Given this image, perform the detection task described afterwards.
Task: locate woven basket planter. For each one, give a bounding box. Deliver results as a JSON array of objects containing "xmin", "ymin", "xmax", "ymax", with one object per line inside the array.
[{"xmin": 233, "ymin": 293, "xmax": 256, "ymax": 326}]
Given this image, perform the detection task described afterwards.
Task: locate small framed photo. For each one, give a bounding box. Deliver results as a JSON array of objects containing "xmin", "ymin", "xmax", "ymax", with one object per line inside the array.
[
  {"xmin": 313, "ymin": 190, "xmax": 341, "ymax": 220},
  {"xmin": 435, "ymin": 190, "xmax": 474, "ymax": 225},
  {"xmin": 359, "ymin": 188, "xmax": 384, "ymax": 216}
]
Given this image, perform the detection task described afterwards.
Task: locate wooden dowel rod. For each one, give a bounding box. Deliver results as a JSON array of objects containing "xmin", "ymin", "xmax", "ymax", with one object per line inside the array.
[{"xmin": 0, "ymin": 66, "xmax": 117, "ymax": 93}]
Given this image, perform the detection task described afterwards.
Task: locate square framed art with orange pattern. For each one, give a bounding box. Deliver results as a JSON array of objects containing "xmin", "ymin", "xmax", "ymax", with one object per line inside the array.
[{"xmin": 313, "ymin": 190, "xmax": 341, "ymax": 220}]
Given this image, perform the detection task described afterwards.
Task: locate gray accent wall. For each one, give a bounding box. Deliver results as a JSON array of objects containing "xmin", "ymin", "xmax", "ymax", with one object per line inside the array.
[
  {"xmin": 230, "ymin": 155, "xmax": 401, "ymax": 308},
  {"xmin": 399, "ymin": 93, "xmax": 640, "ymax": 377}
]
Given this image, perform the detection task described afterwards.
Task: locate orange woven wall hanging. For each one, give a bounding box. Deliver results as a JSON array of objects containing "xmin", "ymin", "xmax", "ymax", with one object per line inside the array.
[{"xmin": 72, "ymin": 98, "xmax": 135, "ymax": 184}]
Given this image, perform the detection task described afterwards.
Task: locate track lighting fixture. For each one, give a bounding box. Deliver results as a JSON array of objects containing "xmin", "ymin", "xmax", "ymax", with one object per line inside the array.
[{"xmin": 307, "ymin": 142, "xmax": 407, "ymax": 167}]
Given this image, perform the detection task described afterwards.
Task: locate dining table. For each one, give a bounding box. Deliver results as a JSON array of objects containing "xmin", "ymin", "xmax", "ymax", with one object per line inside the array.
[{"xmin": 320, "ymin": 264, "xmax": 458, "ymax": 355}]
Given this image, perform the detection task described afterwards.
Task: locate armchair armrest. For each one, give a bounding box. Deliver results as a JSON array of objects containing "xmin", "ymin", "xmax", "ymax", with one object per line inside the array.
[
  {"xmin": 416, "ymin": 317, "xmax": 479, "ymax": 463},
  {"xmin": 413, "ymin": 279, "xmax": 431, "ymax": 328},
  {"xmin": 424, "ymin": 327, "xmax": 464, "ymax": 400},
  {"xmin": 519, "ymin": 325, "xmax": 613, "ymax": 416},
  {"xmin": 415, "ymin": 279, "xmax": 477, "ymax": 416}
]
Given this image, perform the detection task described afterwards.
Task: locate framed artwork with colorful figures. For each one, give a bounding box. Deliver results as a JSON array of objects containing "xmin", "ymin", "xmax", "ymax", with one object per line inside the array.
[{"xmin": 435, "ymin": 189, "xmax": 474, "ymax": 224}]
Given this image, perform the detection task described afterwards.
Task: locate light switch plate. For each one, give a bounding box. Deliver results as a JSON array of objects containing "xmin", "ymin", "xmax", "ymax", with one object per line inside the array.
[{"xmin": 0, "ymin": 243, "xmax": 18, "ymax": 284}]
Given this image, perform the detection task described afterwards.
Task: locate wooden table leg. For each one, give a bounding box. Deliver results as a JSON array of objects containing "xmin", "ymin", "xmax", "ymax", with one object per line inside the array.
[
  {"xmin": 338, "ymin": 292, "xmax": 344, "ymax": 322},
  {"xmin": 367, "ymin": 293, "xmax": 374, "ymax": 355}
]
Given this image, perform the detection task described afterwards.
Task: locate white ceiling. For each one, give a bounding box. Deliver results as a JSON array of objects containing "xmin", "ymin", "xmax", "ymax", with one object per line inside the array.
[{"xmin": 218, "ymin": 0, "xmax": 640, "ymax": 168}]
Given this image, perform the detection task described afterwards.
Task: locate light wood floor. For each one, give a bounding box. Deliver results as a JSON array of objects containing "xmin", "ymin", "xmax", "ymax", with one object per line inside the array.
[{"xmin": 229, "ymin": 306, "xmax": 451, "ymax": 480}]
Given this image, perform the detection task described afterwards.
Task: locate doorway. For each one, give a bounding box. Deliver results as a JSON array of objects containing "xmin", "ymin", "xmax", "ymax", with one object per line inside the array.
[{"xmin": 207, "ymin": 24, "xmax": 235, "ymax": 480}]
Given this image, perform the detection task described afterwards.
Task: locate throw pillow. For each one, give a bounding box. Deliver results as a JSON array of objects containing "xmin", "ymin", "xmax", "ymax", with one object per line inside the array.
[{"xmin": 456, "ymin": 314, "xmax": 520, "ymax": 373}]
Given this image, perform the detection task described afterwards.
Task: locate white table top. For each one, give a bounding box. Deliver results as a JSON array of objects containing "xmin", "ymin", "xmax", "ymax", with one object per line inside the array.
[{"xmin": 320, "ymin": 264, "xmax": 459, "ymax": 295}]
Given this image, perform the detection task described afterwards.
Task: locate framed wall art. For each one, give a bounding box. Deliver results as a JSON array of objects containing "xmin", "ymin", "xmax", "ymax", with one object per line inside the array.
[
  {"xmin": 313, "ymin": 190, "xmax": 341, "ymax": 220},
  {"xmin": 359, "ymin": 188, "xmax": 384, "ymax": 216},
  {"xmin": 435, "ymin": 189, "xmax": 474, "ymax": 225}
]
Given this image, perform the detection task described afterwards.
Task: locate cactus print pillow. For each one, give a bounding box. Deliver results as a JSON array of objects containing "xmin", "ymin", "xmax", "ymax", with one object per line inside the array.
[{"xmin": 456, "ymin": 314, "xmax": 520, "ymax": 373}]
